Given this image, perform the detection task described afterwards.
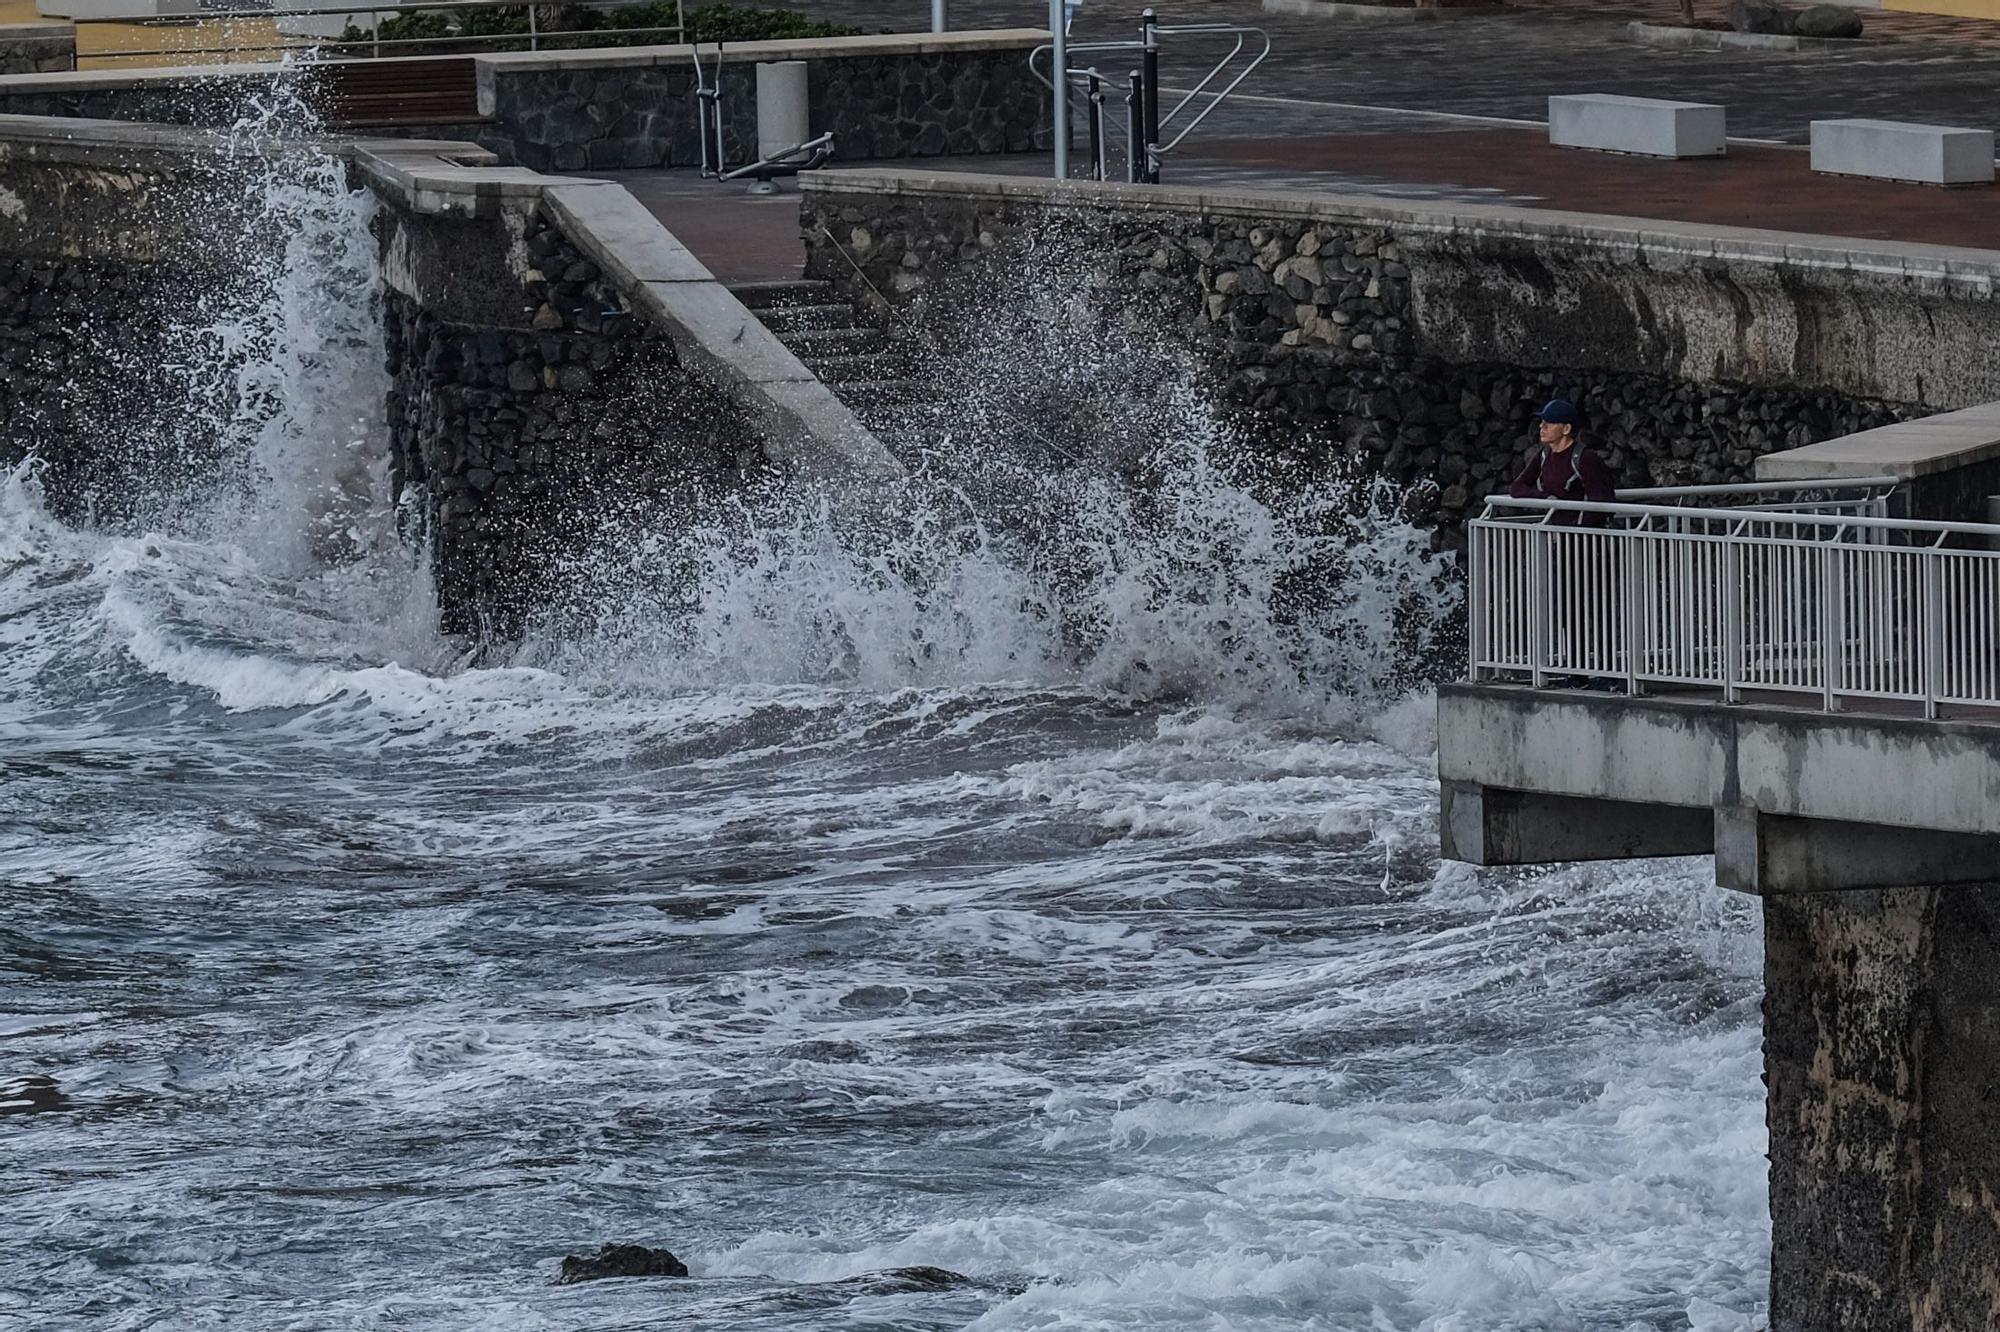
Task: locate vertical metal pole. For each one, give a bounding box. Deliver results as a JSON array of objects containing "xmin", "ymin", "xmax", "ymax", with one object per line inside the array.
[
  {"xmin": 1924, "ymin": 548, "xmax": 1943, "ymax": 720},
  {"xmin": 1049, "ymin": 0, "xmax": 1069, "ymax": 178},
  {"xmin": 529, "ymin": 2, "xmax": 540, "ymax": 52},
  {"xmin": 1723, "ymin": 536, "xmax": 1742, "ymax": 704},
  {"xmin": 1468, "ymin": 522, "xmax": 1485, "ymax": 681},
  {"xmin": 1623, "ymin": 530, "xmax": 1643, "ymax": 695},
  {"xmin": 1531, "ymin": 530, "xmax": 1550, "ymax": 689},
  {"xmin": 932, "ymin": 0, "xmax": 947, "ymax": 32},
  {"xmin": 1126, "ymin": 71, "xmax": 1143, "ymax": 183},
  {"xmin": 1140, "ymin": 8, "xmax": 1160, "ymax": 183},
  {"xmin": 372, "ymin": 6, "xmax": 381, "ymax": 59},
  {"xmin": 1086, "ymin": 69, "xmax": 1103, "ymax": 181},
  {"xmin": 1821, "ymin": 543, "xmax": 1841, "ymax": 712}
]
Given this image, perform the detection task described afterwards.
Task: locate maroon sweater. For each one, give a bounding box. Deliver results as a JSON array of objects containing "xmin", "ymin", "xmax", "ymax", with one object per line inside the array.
[{"xmin": 1509, "ymin": 443, "xmax": 1614, "ymax": 526}]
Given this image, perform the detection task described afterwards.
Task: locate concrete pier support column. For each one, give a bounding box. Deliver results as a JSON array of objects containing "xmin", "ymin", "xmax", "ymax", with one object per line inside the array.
[{"xmin": 1764, "ymin": 887, "xmax": 2000, "ymax": 1332}]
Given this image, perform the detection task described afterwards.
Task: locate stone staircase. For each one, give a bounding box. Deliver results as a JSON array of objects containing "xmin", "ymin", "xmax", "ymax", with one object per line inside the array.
[{"xmin": 729, "ymin": 279, "xmax": 924, "ymax": 446}]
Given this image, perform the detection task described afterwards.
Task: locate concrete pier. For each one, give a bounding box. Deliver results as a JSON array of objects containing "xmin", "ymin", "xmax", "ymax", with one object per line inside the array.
[{"xmin": 1440, "ymin": 684, "xmax": 2000, "ymax": 1332}]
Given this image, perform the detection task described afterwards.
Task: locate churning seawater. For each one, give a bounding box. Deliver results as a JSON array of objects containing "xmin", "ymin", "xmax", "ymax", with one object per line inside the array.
[{"xmin": 2, "ymin": 117, "xmax": 1770, "ymax": 1332}]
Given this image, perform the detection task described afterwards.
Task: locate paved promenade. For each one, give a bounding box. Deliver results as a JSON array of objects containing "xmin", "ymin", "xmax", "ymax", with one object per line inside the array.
[{"xmin": 628, "ymin": 0, "xmax": 2000, "ymax": 282}]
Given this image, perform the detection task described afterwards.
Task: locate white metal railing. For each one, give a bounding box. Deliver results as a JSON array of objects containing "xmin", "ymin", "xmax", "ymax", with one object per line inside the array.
[{"xmin": 1469, "ymin": 492, "xmax": 2000, "ymax": 718}]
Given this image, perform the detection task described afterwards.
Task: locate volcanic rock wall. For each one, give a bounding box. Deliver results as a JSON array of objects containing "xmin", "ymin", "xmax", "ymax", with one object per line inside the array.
[{"xmin": 797, "ymin": 171, "xmax": 2000, "ymax": 541}]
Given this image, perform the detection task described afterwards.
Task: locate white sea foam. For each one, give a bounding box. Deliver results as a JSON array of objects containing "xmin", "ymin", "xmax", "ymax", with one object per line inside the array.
[{"xmin": 0, "ymin": 87, "xmax": 1769, "ymax": 1332}]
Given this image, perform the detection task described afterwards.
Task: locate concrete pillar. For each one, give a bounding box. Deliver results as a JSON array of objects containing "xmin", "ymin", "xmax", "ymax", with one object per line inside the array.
[{"xmin": 1764, "ymin": 887, "xmax": 2000, "ymax": 1332}]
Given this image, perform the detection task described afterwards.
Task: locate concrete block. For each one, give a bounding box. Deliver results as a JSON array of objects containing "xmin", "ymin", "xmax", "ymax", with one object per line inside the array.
[
  {"xmin": 1810, "ymin": 118, "xmax": 1996, "ymax": 187},
  {"xmin": 1548, "ymin": 94, "xmax": 1726, "ymax": 159}
]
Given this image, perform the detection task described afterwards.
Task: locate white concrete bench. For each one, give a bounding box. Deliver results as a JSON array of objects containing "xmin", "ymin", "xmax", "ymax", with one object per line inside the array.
[
  {"xmin": 1548, "ymin": 94, "xmax": 1726, "ymax": 159},
  {"xmin": 1809, "ymin": 119, "xmax": 1995, "ymax": 187}
]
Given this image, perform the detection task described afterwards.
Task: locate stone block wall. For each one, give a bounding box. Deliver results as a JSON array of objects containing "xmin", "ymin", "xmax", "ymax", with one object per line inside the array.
[
  {"xmin": 0, "ymin": 30, "xmax": 1052, "ymax": 171},
  {"xmin": 478, "ymin": 39, "xmax": 1051, "ymax": 172},
  {"xmin": 0, "ymin": 24, "xmax": 74, "ymax": 75},
  {"xmin": 798, "ymin": 175, "xmax": 1985, "ymax": 544},
  {"xmin": 379, "ymin": 198, "xmax": 763, "ymax": 636}
]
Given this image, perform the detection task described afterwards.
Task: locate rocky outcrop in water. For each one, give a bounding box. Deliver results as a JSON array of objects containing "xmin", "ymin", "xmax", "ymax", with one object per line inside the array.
[{"xmin": 556, "ymin": 1244, "xmax": 690, "ymax": 1284}]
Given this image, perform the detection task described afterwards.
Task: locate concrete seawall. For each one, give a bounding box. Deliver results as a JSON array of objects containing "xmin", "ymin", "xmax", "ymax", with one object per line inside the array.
[
  {"xmin": 0, "ymin": 115, "xmax": 893, "ymax": 635},
  {"xmin": 798, "ymin": 169, "xmax": 2000, "ymax": 536}
]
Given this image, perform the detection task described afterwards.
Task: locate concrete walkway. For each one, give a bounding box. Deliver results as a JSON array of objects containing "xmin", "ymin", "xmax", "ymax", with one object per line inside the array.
[
  {"xmin": 616, "ymin": 115, "xmax": 2000, "ymax": 285},
  {"xmin": 772, "ymin": 0, "xmax": 2000, "ymax": 141}
]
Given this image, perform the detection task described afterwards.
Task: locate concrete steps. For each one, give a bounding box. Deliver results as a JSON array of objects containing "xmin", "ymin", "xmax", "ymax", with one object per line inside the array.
[{"xmin": 729, "ymin": 278, "xmax": 923, "ymax": 448}]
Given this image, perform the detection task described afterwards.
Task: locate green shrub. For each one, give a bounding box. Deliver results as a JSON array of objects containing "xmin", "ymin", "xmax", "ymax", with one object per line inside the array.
[
  {"xmin": 338, "ymin": 8, "xmax": 450, "ymax": 52},
  {"xmin": 682, "ymin": 4, "xmax": 859, "ymax": 41}
]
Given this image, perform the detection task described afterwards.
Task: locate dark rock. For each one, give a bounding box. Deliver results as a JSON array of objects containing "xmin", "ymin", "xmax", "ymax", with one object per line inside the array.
[
  {"xmin": 1727, "ymin": 0, "xmax": 1798, "ymax": 32},
  {"xmin": 1794, "ymin": 3, "xmax": 1863, "ymax": 37},
  {"xmin": 556, "ymin": 1244, "xmax": 689, "ymax": 1285}
]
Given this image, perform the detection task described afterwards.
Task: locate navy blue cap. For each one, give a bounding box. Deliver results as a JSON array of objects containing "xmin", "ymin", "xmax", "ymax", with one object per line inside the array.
[{"xmin": 1537, "ymin": 398, "xmax": 1579, "ymax": 426}]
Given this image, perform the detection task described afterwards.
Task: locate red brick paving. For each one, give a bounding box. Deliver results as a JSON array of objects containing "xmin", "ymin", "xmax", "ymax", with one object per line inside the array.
[{"xmin": 1194, "ymin": 129, "xmax": 2000, "ymax": 250}]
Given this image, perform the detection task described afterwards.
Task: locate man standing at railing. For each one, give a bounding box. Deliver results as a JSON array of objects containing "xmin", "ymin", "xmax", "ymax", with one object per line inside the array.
[{"xmin": 1508, "ymin": 399, "xmax": 1614, "ymax": 526}]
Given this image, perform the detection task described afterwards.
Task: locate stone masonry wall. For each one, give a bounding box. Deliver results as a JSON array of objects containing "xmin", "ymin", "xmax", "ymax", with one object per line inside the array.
[
  {"xmin": 0, "ymin": 24, "xmax": 73, "ymax": 75},
  {"xmin": 804, "ymin": 184, "xmax": 1925, "ymax": 547},
  {"xmin": 0, "ymin": 35, "xmax": 1051, "ymax": 171},
  {"xmin": 383, "ymin": 201, "xmax": 762, "ymax": 635},
  {"xmin": 479, "ymin": 45, "xmax": 1050, "ymax": 172}
]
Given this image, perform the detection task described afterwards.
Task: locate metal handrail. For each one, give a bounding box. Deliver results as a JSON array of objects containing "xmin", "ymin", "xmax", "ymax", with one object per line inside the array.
[
  {"xmin": 72, "ymin": 0, "xmax": 685, "ymax": 65},
  {"xmin": 1146, "ymin": 22, "xmax": 1268, "ymax": 153},
  {"xmin": 1481, "ymin": 495, "xmax": 2000, "ymax": 542},
  {"xmin": 1615, "ymin": 476, "xmax": 1900, "ymax": 500},
  {"xmin": 1028, "ymin": 13, "xmax": 1267, "ymax": 182},
  {"xmin": 1469, "ymin": 496, "xmax": 2000, "ymax": 716}
]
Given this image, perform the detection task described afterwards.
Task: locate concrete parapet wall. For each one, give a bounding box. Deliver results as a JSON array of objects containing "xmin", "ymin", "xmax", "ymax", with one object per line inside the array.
[
  {"xmin": 0, "ymin": 30, "xmax": 1052, "ymax": 172},
  {"xmin": 0, "ymin": 23, "xmax": 73, "ymax": 75},
  {"xmin": 804, "ymin": 170, "xmax": 2000, "ymax": 408},
  {"xmin": 474, "ymin": 30, "xmax": 1052, "ymax": 171}
]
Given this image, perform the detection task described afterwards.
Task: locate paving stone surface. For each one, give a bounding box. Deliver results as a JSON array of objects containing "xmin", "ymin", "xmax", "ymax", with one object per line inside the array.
[{"xmin": 770, "ymin": 0, "xmax": 2000, "ymax": 141}]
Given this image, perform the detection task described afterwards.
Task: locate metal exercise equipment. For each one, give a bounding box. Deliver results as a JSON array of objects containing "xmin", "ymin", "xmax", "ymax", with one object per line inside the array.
[
  {"xmin": 1031, "ymin": 7, "xmax": 1270, "ymax": 184},
  {"xmin": 692, "ymin": 45, "xmax": 837, "ymax": 193}
]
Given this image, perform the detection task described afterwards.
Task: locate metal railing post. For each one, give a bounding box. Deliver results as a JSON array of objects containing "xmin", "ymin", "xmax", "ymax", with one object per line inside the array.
[
  {"xmin": 528, "ymin": 2, "xmax": 539, "ymax": 51},
  {"xmin": 1531, "ymin": 529, "xmax": 1551, "ymax": 688},
  {"xmin": 1125, "ymin": 71, "xmax": 1144, "ymax": 183},
  {"xmin": 1140, "ymin": 8, "xmax": 1160, "ymax": 183},
  {"xmin": 1924, "ymin": 549, "xmax": 1944, "ymax": 720},
  {"xmin": 1821, "ymin": 543, "xmax": 1842, "ymax": 712},
  {"xmin": 1087, "ymin": 69, "xmax": 1104, "ymax": 181},
  {"xmin": 932, "ymin": 0, "xmax": 947, "ymax": 32},
  {"xmin": 1623, "ymin": 528, "xmax": 1644, "ymax": 695},
  {"xmin": 1049, "ymin": 0, "xmax": 1070, "ymax": 178},
  {"xmin": 1468, "ymin": 522, "xmax": 1486, "ymax": 681},
  {"xmin": 1722, "ymin": 536, "xmax": 1742, "ymax": 704}
]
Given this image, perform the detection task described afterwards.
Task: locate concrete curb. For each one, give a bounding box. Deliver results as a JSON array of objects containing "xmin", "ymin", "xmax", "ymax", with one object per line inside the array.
[
  {"xmin": 1625, "ymin": 21, "xmax": 1868, "ymax": 54},
  {"xmin": 801, "ymin": 167, "xmax": 2000, "ymax": 287},
  {"xmin": 0, "ymin": 28, "xmax": 1051, "ymax": 99},
  {"xmin": 357, "ymin": 141, "xmax": 900, "ymax": 481}
]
